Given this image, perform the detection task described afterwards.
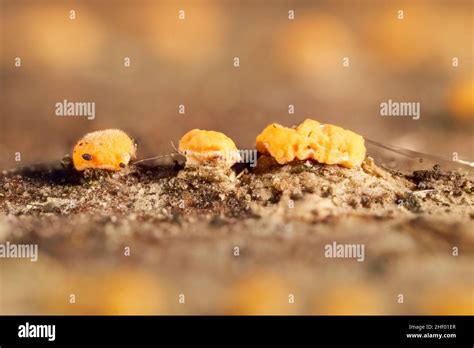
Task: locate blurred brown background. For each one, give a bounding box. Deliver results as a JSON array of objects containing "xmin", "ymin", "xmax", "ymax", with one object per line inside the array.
[{"xmin": 1, "ymin": 0, "xmax": 473, "ymax": 169}]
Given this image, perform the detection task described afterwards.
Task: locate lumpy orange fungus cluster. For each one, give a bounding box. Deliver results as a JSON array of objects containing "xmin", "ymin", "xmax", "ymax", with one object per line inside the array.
[
  {"xmin": 71, "ymin": 119, "xmax": 366, "ymax": 171},
  {"xmin": 256, "ymin": 119, "xmax": 366, "ymax": 168},
  {"xmin": 72, "ymin": 129, "xmax": 137, "ymax": 171},
  {"xmin": 178, "ymin": 129, "xmax": 240, "ymax": 167}
]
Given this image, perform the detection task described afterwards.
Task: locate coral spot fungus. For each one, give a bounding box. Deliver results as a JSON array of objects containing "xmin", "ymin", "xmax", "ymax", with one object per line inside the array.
[{"xmin": 256, "ymin": 119, "xmax": 366, "ymax": 168}]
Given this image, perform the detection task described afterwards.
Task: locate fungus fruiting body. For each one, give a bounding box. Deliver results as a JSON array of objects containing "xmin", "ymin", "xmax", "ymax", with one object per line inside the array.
[
  {"xmin": 72, "ymin": 129, "xmax": 136, "ymax": 171},
  {"xmin": 178, "ymin": 129, "xmax": 240, "ymax": 167},
  {"xmin": 256, "ymin": 119, "xmax": 366, "ymax": 168}
]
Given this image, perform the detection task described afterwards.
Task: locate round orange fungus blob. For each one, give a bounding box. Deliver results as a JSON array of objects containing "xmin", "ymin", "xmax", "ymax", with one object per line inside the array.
[
  {"xmin": 178, "ymin": 129, "xmax": 239, "ymax": 167},
  {"xmin": 256, "ymin": 119, "xmax": 366, "ymax": 168},
  {"xmin": 72, "ymin": 129, "xmax": 137, "ymax": 171}
]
